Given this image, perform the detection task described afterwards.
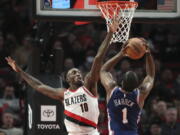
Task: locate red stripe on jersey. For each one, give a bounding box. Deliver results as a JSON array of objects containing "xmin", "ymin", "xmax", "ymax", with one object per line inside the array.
[
  {"xmin": 64, "ymin": 110, "xmax": 97, "ymax": 128},
  {"xmin": 68, "ymin": 89, "xmax": 77, "ymax": 92},
  {"xmin": 82, "ymin": 86, "xmax": 97, "ymax": 98}
]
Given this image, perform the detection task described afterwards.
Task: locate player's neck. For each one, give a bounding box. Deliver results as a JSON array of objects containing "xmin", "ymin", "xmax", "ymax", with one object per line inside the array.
[
  {"xmin": 69, "ymin": 84, "xmax": 81, "ymax": 90},
  {"xmin": 121, "ymin": 88, "xmax": 129, "ymax": 94}
]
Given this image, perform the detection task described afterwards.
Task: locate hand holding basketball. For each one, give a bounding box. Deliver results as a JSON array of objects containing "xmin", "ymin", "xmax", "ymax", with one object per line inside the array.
[
  {"xmin": 124, "ymin": 38, "xmax": 147, "ymax": 60},
  {"xmin": 119, "ymin": 44, "xmax": 129, "ymax": 57}
]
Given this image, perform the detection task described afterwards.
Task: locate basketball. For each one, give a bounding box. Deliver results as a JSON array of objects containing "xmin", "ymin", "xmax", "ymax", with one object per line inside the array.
[{"xmin": 125, "ymin": 38, "xmax": 146, "ymax": 60}]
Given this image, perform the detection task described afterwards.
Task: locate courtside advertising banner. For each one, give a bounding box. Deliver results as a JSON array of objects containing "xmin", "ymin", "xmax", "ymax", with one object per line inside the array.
[{"xmin": 27, "ymin": 75, "xmax": 67, "ymax": 135}]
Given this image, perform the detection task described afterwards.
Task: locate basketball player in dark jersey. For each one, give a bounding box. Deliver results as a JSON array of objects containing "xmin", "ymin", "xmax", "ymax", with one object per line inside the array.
[
  {"xmin": 100, "ymin": 42, "xmax": 155, "ymax": 135},
  {"xmin": 5, "ymin": 20, "xmax": 118, "ymax": 135}
]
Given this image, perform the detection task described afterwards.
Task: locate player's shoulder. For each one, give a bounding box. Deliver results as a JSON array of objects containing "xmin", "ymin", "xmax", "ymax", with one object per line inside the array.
[
  {"xmin": 111, "ymin": 86, "xmax": 122, "ymax": 95},
  {"xmin": 133, "ymin": 88, "xmax": 140, "ymax": 93},
  {"xmin": 57, "ymin": 88, "xmax": 66, "ymax": 92},
  {"xmin": 114, "ymin": 86, "xmax": 121, "ymax": 91},
  {"xmin": 130, "ymin": 88, "xmax": 139, "ymax": 96}
]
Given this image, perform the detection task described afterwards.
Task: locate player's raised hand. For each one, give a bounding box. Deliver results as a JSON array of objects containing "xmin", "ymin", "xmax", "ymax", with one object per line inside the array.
[
  {"xmin": 139, "ymin": 37, "xmax": 149, "ymax": 50},
  {"xmin": 145, "ymin": 46, "xmax": 151, "ymax": 54},
  {"xmin": 121, "ymin": 45, "xmax": 129, "ymax": 57},
  {"xmin": 109, "ymin": 18, "xmax": 119, "ymax": 33},
  {"xmin": 120, "ymin": 41, "xmax": 129, "ymax": 57},
  {"xmin": 5, "ymin": 57, "xmax": 21, "ymax": 72}
]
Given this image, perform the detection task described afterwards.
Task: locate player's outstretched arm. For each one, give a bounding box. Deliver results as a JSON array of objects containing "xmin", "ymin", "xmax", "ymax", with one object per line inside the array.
[
  {"xmin": 5, "ymin": 57, "xmax": 64, "ymax": 101},
  {"xmin": 138, "ymin": 49, "xmax": 155, "ymax": 108},
  {"xmin": 84, "ymin": 20, "xmax": 118, "ymax": 96},
  {"xmin": 100, "ymin": 46, "xmax": 127, "ymax": 96}
]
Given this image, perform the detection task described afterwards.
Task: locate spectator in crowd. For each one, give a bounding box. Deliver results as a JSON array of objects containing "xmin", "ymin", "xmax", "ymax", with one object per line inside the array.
[
  {"xmin": 163, "ymin": 30, "xmax": 180, "ymax": 61},
  {"xmin": 161, "ymin": 107, "xmax": 180, "ymax": 135},
  {"xmin": 61, "ymin": 57, "xmax": 75, "ymax": 87},
  {"xmin": 134, "ymin": 67, "xmax": 144, "ymax": 82},
  {"xmin": 0, "ymin": 130, "xmax": 7, "ymax": 135},
  {"xmin": 173, "ymin": 74, "xmax": 180, "ymax": 100},
  {"xmin": 62, "ymin": 57, "xmax": 75, "ymax": 76},
  {"xmin": 0, "ymin": 78, "xmax": 6, "ymax": 98},
  {"xmin": 69, "ymin": 39, "xmax": 86, "ymax": 66},
  {"xmin": 0, "ymin": 35, "xmax": 9, "ymax": 68},
  {"xmin": 98, "ymin": 100, "xmax": 108, "ymax": 135},
  {"xmin": 0, "ymin": 84, "xmax": 21, "ymax": 126},
  {"xmin": 156, "ymin": 68, "xmax": 175, "ymax": 102},
  {"xmin": 79, "ymin": 49, "xmax": 96, "ymax": 76},
  {"xmin": 0, "ymin": 110, "xmax": 23, "ymax": 135},
  {"xmin": 150, "ymin": 25, "xmax": 167, "ymax": 53},
  {"xmin": 12, "ymin": 35, "xmax": 34, "ymax": 68},
  {"xmin": 0, "ymin": 85, "xmax": 20, "ymax": 113},
  {"xmin": 149, "ymin": 100, "xmax": 167, "ymax": 123},
  {"xmin": 146, "ymin": 121, "xmax": 162, "ymax": 135},
  {"xmin": 52, "ymin": 39, "xmax": 63, "ymax": 50}
]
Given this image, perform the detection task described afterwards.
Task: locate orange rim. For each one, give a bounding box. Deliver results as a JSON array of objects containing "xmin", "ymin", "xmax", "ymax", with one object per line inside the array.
[{"xmin": 97, "ymin": 1, "xmax": 138, "ymax": 9}]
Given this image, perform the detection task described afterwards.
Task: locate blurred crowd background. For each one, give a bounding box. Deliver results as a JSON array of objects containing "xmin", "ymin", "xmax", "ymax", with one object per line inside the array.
[{"xmin": 0, "ymin": 0, "xmax": 180, "ymax": 135}]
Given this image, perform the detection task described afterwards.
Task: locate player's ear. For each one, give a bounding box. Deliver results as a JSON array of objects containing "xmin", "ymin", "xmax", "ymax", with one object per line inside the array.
[{"xmin": 66, "ymin": 75, "xmax": 70, "ymax": 83}]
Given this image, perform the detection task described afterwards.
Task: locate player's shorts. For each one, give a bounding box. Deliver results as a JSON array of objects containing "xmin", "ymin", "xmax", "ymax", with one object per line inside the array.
[
  {"xmin": 68, "ymin": 129, "xmax": 99, "ymax": 135},
  {"xmin": 109, "ymin": 130, "xmax": 138, "ymax": 135},
  {"xmin": 65, "ymin": 119, "xmax": 99, "ymax": 135}
]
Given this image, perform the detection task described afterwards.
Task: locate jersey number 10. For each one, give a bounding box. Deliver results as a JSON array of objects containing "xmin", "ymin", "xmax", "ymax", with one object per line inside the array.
[{"xmin": 80, "ymin": 103, "xmax": 89, "ymax": 112}]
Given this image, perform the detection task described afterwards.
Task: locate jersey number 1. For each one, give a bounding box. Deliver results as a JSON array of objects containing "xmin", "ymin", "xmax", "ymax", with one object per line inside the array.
[
  {"xmin": 80, "ymin": 103, "xmax": 88, "ymax": 112},
  {"xmin": 122, "ymin": 108, "xmax": 128, "ymax": 124}
]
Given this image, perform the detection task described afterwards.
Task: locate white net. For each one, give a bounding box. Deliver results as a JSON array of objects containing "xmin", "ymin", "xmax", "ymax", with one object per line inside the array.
[{"xmin": 97, "ymin": 1, "xmax": 138, "ymax": 44}]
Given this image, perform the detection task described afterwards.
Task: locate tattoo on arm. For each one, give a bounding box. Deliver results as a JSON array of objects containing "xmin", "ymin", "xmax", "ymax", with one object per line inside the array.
[
  {"xmin": 139, "ymin": 52, "xmax": 155, "ymax": 99},
  {"xmin": 19, "ymin": 70, "xmax": 64, "ymax": 100},
  {"xmin": 146, "ymin": 52, "xmax": 155, "ymax": 78}
]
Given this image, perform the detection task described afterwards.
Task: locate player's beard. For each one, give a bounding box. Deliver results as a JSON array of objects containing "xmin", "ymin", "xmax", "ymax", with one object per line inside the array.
[{"xmin": 75, "ymin": 80, "xmax": 84, "ymax": 87}]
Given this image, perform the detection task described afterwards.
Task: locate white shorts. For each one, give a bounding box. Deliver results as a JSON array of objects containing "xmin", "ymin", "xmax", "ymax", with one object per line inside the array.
[
  {"xmin": 68, "ymin": 129, "xmax": 99, "ymax": 135},
  {"xmin": 65, "ymin": 119, "xmax": 99, "ymax": 135}
]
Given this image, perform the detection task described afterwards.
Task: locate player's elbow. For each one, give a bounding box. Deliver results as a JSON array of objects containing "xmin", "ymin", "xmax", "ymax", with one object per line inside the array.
[
  {"xmin": 147, "ymin": 75, "xmax": 154, "ymax": 82},
  {"xmin": 149, "ymin": 65, "xmax": 155, "ymax": 78},
  {"xmin": 149, "ymin": 72, "xmax": 155, "ymax": 80},
  {"xmin": 101, "ymin": 62, "xmax": 109, "ymax": 71}
]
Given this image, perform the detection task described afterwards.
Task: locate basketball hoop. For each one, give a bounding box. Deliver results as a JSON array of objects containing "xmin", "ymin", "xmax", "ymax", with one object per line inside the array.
[{"xmin": 97, "ymin": 1, "xmax": 138, "ymax": 44}]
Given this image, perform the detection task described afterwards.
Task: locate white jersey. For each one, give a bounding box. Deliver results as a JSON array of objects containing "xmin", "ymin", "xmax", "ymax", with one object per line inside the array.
[{"xmin": 64, "ymin": 86, "xmax": 100, "ymax": 135}]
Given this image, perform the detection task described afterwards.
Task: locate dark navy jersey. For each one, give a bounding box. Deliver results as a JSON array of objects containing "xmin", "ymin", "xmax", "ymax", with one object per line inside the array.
[{"xmin": 107, "ymin": 87, "xmax": 141, "ymax": 135}]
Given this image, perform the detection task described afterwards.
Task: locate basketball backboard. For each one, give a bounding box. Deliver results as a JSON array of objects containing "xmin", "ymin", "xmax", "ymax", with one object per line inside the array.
[{"xmin": 32, "ymin": 0, "xmax": 180, "ymax": 22}]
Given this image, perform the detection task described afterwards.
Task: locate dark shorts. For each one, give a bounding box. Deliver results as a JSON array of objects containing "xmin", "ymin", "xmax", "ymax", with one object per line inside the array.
[{"xmin": 114, "ymin": 131, "xmax": 138, "ymax": 135}]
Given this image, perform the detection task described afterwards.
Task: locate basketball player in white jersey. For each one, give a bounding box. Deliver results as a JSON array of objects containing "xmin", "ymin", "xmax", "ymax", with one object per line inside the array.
[{"xmin": 5, "ymin": 21, "xmax": 118, "ymax": 135}]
